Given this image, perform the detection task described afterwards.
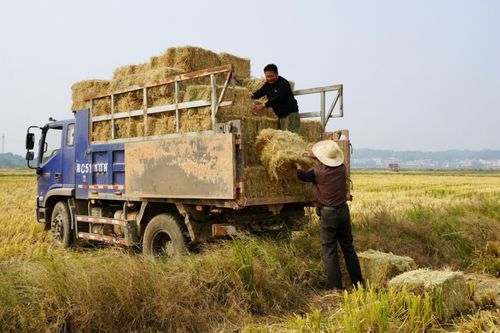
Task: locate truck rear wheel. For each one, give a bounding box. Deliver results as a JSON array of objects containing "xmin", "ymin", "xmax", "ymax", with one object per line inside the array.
[
  {"xmin": 51, "ymin": 201, "xmax": 73, "ymax": 248},
  {"xmin": 143, "ymin": 213, "xmax": 187, "ymax": 258}
]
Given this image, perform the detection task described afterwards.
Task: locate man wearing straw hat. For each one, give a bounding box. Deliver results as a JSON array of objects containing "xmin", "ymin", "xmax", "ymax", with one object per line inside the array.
[
  {"xmin": 295, "ymin": 140, "xmax": 363, "ymax": 290},
  {"xmin": 251, "ymin": 64, "xmax": 300, "ymax": 133}
]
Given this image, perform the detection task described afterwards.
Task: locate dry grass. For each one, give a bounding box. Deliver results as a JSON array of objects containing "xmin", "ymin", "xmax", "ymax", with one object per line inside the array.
[{"xmin": 0, "ymin": 169, "xmax": 499, "ymax": 332}]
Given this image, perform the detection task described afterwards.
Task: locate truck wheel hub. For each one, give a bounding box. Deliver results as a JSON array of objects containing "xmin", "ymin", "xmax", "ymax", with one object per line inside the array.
[{"xmin": 151, "ymin": 232, "xmax": 174, "ymax": 257}]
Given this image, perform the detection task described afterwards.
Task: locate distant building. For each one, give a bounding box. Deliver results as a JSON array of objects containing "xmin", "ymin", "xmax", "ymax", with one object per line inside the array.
[{"xmin": 388, "ymin": 163, "xmax": 399, "ymax": 172}]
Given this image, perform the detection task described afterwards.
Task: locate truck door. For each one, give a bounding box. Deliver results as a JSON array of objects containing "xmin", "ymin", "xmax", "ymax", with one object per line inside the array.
[
  {"xmin": 62, "ymin": 123, "xmax": 76, "ymax": 186},
  {"xmin": 37, "ymin": 125, "xmax": 63, "ymax": 204}
]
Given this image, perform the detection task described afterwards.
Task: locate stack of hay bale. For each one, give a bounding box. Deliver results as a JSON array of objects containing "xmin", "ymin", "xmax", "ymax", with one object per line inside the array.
[{"xmin": 71, "ymin": 46, "xmax": 323, "ymax": 199}]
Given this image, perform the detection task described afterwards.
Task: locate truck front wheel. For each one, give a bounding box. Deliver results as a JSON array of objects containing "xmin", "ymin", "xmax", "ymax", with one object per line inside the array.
[
  {"xmin": 143, "ymin": 213, "xmax": 187, "ymax": 258},
  {"xmin": 51, "ymin": 201, "xmax": 73, "ymax": 248}
]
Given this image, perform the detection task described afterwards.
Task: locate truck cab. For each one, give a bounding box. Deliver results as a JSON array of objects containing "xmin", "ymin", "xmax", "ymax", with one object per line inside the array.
[{"xmin": 26, "ymin": 119, "xmax": 75, "ymax": 224}]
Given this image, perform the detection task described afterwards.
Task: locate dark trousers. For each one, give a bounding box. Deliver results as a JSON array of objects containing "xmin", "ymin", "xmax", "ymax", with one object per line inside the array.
[
  {"xmin": 278, "ymin": 112, "xmax": 300, "ymax": 133},
  {"xmin": 320, "ymin": 203, "xmax": 363, "ymax": 290}
]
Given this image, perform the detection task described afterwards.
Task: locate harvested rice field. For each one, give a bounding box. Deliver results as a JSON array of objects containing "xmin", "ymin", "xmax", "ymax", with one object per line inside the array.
[{"xmin": 0, "ymin": 169, "xmax": 498, "ymax": 332}]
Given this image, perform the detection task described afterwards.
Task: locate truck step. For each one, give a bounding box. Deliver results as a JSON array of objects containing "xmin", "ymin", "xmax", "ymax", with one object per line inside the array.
[
  {"xmin": 78, "ymin": 232, "xmax": 127, "ymax": 246},
  {"xmin": 76, "ymin": 215, "xmax": 128, "ymax": 226}
]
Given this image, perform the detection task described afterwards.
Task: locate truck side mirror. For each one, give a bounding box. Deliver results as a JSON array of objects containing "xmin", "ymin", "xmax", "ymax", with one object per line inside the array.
[
  {"xmin": 26, "ymin": 151, "xmax": 34, "ymax": 161},
  {"xmin": 26, "ymin": 133, "xmax": 35, "ymax": 150}
]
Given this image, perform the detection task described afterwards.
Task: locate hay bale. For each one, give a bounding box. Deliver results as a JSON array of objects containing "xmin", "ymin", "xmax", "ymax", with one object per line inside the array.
[
  {"xmin": 184, "ymin": 85, "xmax": 269, "ymax": 117},
  {"xmin": 144, "ymin": 67, "xmax": 185, "ymax": 107},
  {"xmin": 244, "ymin": 166, "xmax": 312, "ymax": 199},
  {"xmin": 220, "ymin": 115, "xmax": 277, "ymax": 144},
  {"xmin": 71, "ymin": 80, "xmax": 110, "ymax": 111},
  {"xmin": 388, "ymin": 269, "xmax": 469, "ymax": 319},
  {"xmin": 299, "ymin": 120, "xmax": 322, "ymax": 143},
  {"xmin": 218, "ymin": 116, "xmax": 278, "ymax": 166},
  {"xmin": 182, "ymin": 85, "xmax": 276, "ymax": 136},
  {"xmin": 255, "ymin": 129, "xmax": 317, "ymax": 181},
  {"xmin": 241, "ymin": 78, "xmax": 271, "ymax": 112},
  {"xmin": 241, "ymin": 77, "xmax": 265, "ymax": 92},
  {"xmin": 92, "ymin": 121, "xmax": 111, "ymax": 142},
  {"xmin": 113, "ymin": 116, "xmax": 144, "ymax": 139},
  {"xmin": 92, "ymin": 97, "xmax": 111, "ymax": 116},
  {"xmin": 151, "ymin": 46, "xmax": 221, "ymax": 73},
  {"xmin": 114, "ymin": 91, "xmax": 143, "ymax": 113},
  {"xmin": 149, "ymin": 113, "xmax": 176, "ymax": 136},
  {"xmin": 358, "ymin": 250, "xmax": 416, "ymax": 286},
  {"xmin": 110, "ymin": 65, "xmax": 178, "ymax": 91},
  {"xmin": 184, "ymin": 85, "xmax": 275, "ymax": 118},
  {"xmin": 114, "ymin": 118, "xmax": 130, "ymax": 139},
  {"xmin": 112, "ymin": 63, "xmax": 149, "ymax": 80},
  {"xmin": 73, "ymin": 47, "xmax": 284, "ymax": 144},
  {"xmin": 218, "ymin": 52, "xmax": 250, "ymax": 82},
  {"xmin": 179, "ymin": 108, "xmax": 212, "ymax": 133}
]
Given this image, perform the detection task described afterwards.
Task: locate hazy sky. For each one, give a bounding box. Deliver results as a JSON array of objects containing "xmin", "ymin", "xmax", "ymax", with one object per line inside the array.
[{"xmin": 1, "ymin": 0, "xmax": 499, "ymax": 155}]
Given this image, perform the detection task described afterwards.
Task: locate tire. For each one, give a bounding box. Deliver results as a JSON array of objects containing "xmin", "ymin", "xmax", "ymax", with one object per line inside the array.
[
  {"xmin": 143, "ymin": 213, "xmax": 187, "ymax": 258},
  {"xmin": 51, "ymin": 201, "xmax": 73, "ymax": 248},
  {"xmin": 266, "ymin": 227, "xmax": 292, "ymax": 241}
]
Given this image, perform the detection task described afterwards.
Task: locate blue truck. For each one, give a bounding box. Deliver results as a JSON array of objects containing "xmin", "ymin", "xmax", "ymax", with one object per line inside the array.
[{"xmin": 25, "ymin": 65, "xmax": 348, "ymax": 257}]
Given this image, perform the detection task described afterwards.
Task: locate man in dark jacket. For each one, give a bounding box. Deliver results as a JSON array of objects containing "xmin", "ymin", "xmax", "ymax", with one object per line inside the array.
[
  {"xmin": 251, "ymin": 64, "xmax": 300, "ymax": 133},
  {"xmin": 295, "ymin": 140, "xmax": 363, "ymax": 290}
]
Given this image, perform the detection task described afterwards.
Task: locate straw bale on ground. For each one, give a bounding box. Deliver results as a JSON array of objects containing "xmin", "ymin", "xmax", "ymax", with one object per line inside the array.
[
  {"xmin": 358, "ymin": 250, "xmax": 416, "ymax": 286},
  {"xmin": 255, "ymin": 129, "xmax": 317, "ymax": 181},
  {"xmin": 388, "ymin": 269, "xmax": 468, "ymax": 319}
]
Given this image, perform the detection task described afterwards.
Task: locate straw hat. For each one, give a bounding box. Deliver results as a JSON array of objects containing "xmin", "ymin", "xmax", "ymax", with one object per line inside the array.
[{"xmin": 312, "ymin": 140, "xmax": 344, "ymax": 167}]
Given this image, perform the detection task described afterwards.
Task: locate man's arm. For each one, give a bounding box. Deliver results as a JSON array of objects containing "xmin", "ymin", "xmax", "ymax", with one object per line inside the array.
[
  {"xmin": 251, "ymin": 83, "xmax": 267, "ymax": 99},
  {"xmin": 295, "ymin": 162, "xmax": 315, "ymax": 182},
  {"xmin": 297, "ymin": 169, "xmax": 315, "ymax": 182}
]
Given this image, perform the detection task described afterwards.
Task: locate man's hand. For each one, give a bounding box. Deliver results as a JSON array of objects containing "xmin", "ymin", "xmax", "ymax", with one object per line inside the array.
[
  {"xmin": 251, "ymin": 104, "xmax": 266, "ymax": 115},
  {"xmin": 294, "ymin": 162, "xmax": 302, "ymax": 170},
  {"xmin": 303, "ymin": 151, "xmax": 315, "ymax": 159}
]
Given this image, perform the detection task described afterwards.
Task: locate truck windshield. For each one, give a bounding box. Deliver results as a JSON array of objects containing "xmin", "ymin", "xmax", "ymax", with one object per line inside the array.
[{"xmin": 41, "ymin": 127, "xmax": 62, "ymax": 165}]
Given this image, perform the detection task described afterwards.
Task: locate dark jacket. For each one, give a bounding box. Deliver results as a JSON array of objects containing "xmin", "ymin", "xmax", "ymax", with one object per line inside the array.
[
  {"xmin": 251, "ymin": 76, "xmax": 299, "ymax": 118},
  {"xmin": 297, "ymin": 164, "xmax": 347, "ymax": 207}
]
